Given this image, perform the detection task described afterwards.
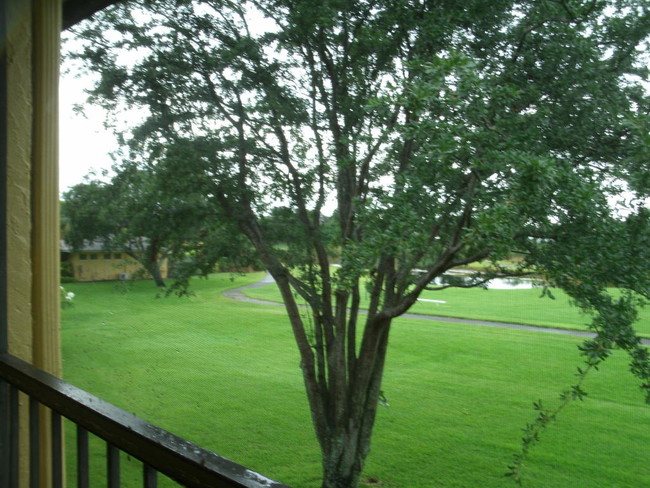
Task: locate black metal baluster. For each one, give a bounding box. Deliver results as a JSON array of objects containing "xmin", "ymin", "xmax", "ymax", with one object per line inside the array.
[
  {"xmin": 29, "ymin": 398, "xmax": 40, "ymax": 488},
  {"xmin": 9, "ymin": 384, "xmax": 19, "ymax": 488},
  {"xmin": 77, "ymin": 426, "xmax": 90, "ymax": 488},
  {"xmin": 143, "ymin": 464, "xmax": 158, "ymax": 488},
  {"xmin": 107, "ymin": 443, "xmax": 120, "ymax": 488},
  {"xmin": 51, "ymin": 411, "xmax": 63, "ymax": 488},
  {"xmin": 0, "ymin": 382, "xmax": 9, "ymax": 488},
  {"xmin": 1, "ymin": 382, "xmax": 19, "ymax": 488}
]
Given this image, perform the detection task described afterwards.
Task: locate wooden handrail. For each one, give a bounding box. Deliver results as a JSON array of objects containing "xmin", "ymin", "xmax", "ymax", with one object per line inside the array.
[{"xmin": 0, "ymin": 353, "xmax": 290, "ymax": 488}]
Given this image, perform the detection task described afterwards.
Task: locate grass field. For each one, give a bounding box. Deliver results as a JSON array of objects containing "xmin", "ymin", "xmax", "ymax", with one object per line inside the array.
[
  {"xmin": 60, "ymin": 274, "xmax": 650, "ymax": 487},
  {"xmin": 243, "ymin": 278, "xmax": 650, "ymax": 337}
]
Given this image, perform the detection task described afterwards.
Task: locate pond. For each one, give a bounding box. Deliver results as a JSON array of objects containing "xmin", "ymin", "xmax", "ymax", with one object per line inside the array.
[{"xmin": 430, "ymin": 270, "xmax": 540, "ymax": 290}]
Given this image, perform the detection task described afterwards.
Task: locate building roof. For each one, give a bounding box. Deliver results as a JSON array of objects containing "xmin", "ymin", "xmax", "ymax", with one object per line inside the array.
[
  {"xmin": 60, "ymin": 237, "xmax": 154, "ymax": 253},
  {"xmin": 60, "ymin": 239, "xmax": 113, "ymax": 253}
]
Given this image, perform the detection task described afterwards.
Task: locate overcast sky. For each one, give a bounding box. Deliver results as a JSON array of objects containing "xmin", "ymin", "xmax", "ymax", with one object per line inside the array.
[{"xmin": 59, "ymin": 67, "xmax": 118, "ymax": 195}]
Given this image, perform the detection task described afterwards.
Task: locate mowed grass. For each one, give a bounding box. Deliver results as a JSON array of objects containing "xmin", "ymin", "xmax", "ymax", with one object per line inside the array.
[
  {"xmin": 61, "ymin": 274, "xmax": 650, "ymax": 487},
  {"xmin": 244, "ymin": 280, "xmax": 650, "ymax": 337}
]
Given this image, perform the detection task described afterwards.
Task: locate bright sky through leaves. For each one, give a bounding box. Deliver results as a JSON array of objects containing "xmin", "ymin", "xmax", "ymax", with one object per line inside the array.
[{"xmin": 59, "ymin": 66, "xmax": 118, "ymax": 193}]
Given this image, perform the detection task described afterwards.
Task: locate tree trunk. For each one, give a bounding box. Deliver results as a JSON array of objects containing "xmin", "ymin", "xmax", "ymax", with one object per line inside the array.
[
  {"xmin": 320, "ymin": 430, "xmax": 366, "ymax": 488},
  {"xmin": 143, "ymin": 245, "xmax": 166, "ymax": 287},
  {"xmin": 240, "ymin": 216, "xmax": 393, "ymax": 488},
  {"xmin": 316, "ymin": 317, "xmax": 392, "ymax": 488},
  {"xmin": 146, "ymin": 261, "xmax": 166, "ymax": 287}
]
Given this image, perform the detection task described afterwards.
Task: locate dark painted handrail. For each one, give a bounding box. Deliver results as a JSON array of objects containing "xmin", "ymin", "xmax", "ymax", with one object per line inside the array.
[{"xmin": 0, "ymin": 353, "xmax": 290, "ymax": 488}]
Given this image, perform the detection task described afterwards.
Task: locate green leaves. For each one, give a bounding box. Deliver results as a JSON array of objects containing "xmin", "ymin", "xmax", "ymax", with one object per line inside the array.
[{"xmin": 67, "ymin": 2, "xmax": 650, "ymax": 485}]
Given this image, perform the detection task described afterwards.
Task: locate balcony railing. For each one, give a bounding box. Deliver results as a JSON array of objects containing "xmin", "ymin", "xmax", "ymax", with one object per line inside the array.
[{"xmin": 0, "ymin": 352, "xmax": 290, "ymax": 488}]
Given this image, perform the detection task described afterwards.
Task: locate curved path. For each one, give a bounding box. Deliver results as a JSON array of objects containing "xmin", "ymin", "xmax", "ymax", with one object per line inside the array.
[
  {"xmin": 221, "ymin": 272, "xmax": 279, "ymax": 305},
  {"xmin": 223, "ymin": 273, "xmax": 650, "ymax": 345}
]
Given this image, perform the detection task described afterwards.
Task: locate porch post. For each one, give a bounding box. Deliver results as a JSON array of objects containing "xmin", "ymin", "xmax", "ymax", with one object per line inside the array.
[
  {"xmin": 32, "ymin": 1, "xmax": 63, "ymax": 486},
  {"xmin": 31, "ymin": 0, "xmax": 61, "ymax": 379},
  {"xmin": 1, "ymin": 0, "xmax": 64, "ymax": 485}
]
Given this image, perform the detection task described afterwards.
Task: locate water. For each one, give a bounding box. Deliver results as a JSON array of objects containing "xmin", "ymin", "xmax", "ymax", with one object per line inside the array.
[
  {"xmin": 480, "ymin": 277, "xmax": 538, "ymax": 290},
  {"xmin": 430, "ymin": 271, "xmax": 539, "ymax": 290}
]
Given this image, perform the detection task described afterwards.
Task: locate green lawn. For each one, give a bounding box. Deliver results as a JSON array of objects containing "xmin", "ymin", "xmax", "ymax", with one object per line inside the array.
[
  {"xmin": 243, "ymin": 279, "xmax": 650, "ymax": 337},
  {"xmin": 61, "ymin": 274, "xmax": 650, "ymax": 487}
]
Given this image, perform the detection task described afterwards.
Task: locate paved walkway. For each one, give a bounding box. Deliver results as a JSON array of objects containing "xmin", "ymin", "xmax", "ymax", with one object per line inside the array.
[
  {"xmin": 223, "ymin": 273, "xmax": 650, "ymax": 345},
  {"xmin": 221, "ymin": 272, "xmax": 279, "ymax": 304}
]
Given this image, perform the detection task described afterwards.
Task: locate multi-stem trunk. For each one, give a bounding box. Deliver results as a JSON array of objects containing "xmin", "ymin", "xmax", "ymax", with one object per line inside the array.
[
  {"xmin": 239, "ymin": 210, "xmax": 393, "ymax": 488},
  {"xmin": 312, "ymin": 315, "xmax": 392, "ymax": 488},
  {"xmin": 320, "ymin": 430, "xmax": 366, "ymax": 488}
]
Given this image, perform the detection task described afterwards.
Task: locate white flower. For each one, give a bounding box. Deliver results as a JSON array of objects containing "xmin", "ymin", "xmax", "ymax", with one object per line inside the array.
[{"xmin": 60, "ymin": 286, "xmax": 75, "ymax": 308}]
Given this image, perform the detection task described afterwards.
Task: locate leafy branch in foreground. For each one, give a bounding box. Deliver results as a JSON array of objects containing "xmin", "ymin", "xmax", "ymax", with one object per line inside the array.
[
  {"xmin": 507, "ymin": 289, "xmax": 650, "ymax": 484},
  {"xmin": 506, "ymin": 358, "xmax": 597, "ymax": 484}
]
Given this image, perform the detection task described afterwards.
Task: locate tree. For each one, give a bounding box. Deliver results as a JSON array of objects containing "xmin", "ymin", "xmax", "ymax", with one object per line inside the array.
[
  {"xmin": 68, "ymin": 1, "xmax": 650, "ymax": 486},
  {"xmin": 63, "ymin": 162, "xmax": 209, "ymax": 287}
]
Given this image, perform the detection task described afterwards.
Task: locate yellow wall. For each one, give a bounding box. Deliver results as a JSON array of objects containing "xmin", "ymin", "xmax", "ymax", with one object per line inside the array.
[
  {"xmin": 6, "ymin": 0, "xmax": 34, "ymax": 364},
  {"xmin": 68, "ymin": 252, "xmax": 169, "ymax": 282},
  {"xmin": 6, "ymin": 4, "xmax": 35, "ymax": 483}
]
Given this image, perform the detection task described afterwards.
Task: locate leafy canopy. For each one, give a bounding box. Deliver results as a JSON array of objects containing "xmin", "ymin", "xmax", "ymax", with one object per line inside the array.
[{"xmin": 67, "ymin": 0, "xmax": 650, "ymax": 485}]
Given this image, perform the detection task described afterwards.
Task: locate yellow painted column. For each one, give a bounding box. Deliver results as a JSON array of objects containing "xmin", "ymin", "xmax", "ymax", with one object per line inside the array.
[
  {"xmin": 32, "ymin": 1, "xmax": 63, "ymax": 486},
  {"xmin": 32, "ymin": 0, "xmax": 61, "ymax": 379}
]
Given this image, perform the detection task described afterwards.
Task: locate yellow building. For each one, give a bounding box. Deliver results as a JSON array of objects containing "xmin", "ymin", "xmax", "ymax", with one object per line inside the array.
[{"xmin": 61, "ymin": 240, "xmax": 169, "ymax": 282}]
